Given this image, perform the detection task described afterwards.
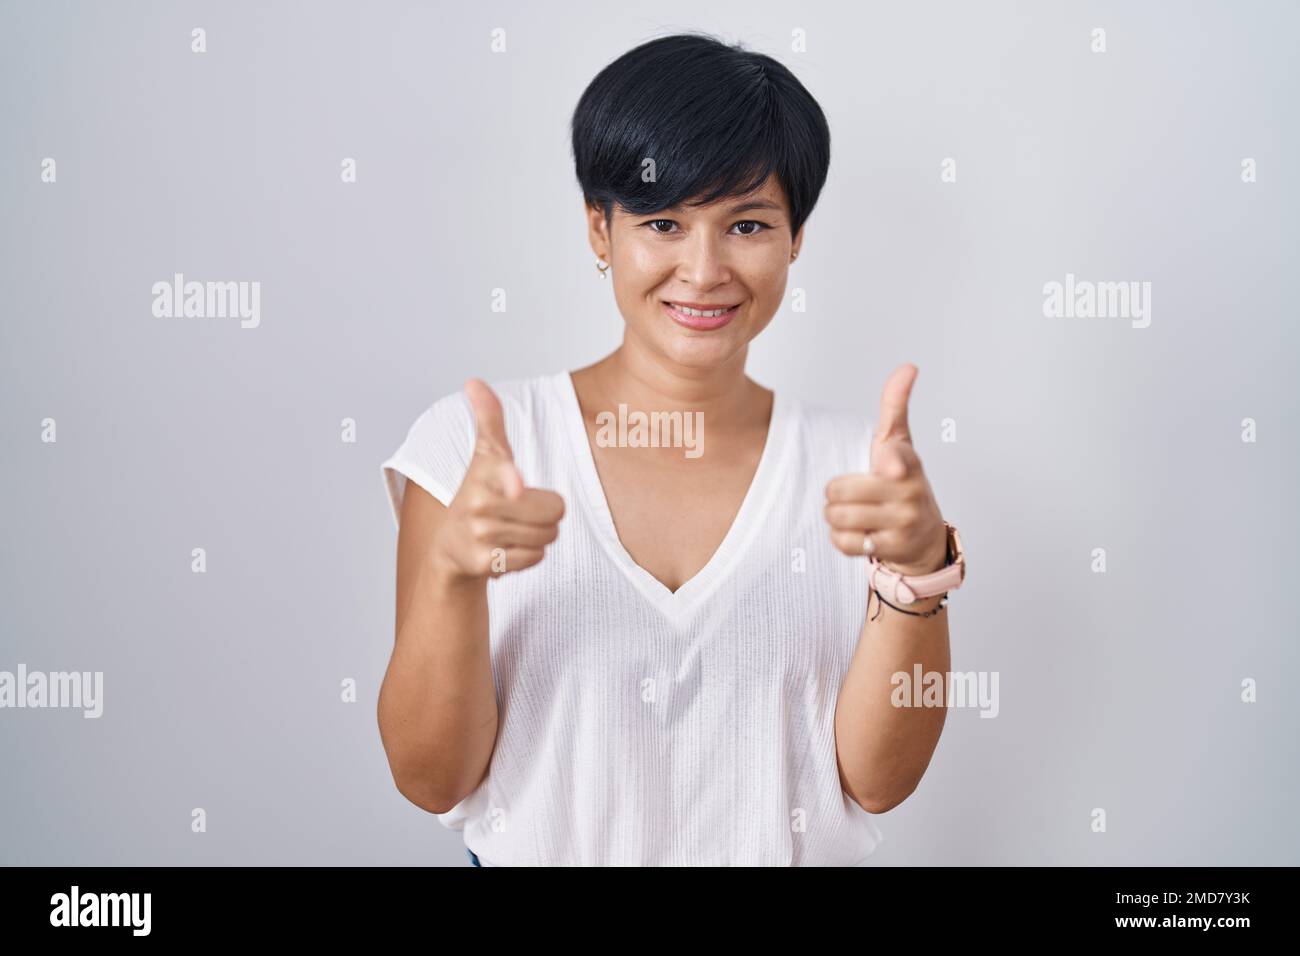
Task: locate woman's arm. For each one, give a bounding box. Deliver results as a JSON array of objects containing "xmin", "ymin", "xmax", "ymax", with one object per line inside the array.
[
  {"xmin": 835, "ymin": 584, "xmax": 950, "ymax": 813},
  {"xmin": 825, "ymin": 363, "xmax": 954, "ymax": 813},
  {"xmin": 378, "ymin": 484, "xmax": 499, "ymax": 813},
  {"xmin": 377, "ymin": 380, "xmax": 564, "ymax": 813}
]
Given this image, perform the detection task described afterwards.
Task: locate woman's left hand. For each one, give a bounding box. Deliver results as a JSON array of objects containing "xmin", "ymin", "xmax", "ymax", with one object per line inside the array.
[{"xmin": 824, "ymin": 363, "xmax": 948, "ymax": 577}]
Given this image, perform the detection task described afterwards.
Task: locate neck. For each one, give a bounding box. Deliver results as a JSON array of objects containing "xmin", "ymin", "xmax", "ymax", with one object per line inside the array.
[{"xmin": 576, "ymin": 334, "xmax": 767, "ymax": 429}]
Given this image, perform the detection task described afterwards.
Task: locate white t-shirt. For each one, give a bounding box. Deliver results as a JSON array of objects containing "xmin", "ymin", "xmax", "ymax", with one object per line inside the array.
[{"xmin": 380, "ymin": 370, "xmax": 885, "ymax": 866}]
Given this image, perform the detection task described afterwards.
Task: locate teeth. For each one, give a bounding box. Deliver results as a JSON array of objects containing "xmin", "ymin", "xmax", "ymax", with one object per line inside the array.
[{"xmin": 671, "ymin": 303, "xmax": 734, "ymax": 317}]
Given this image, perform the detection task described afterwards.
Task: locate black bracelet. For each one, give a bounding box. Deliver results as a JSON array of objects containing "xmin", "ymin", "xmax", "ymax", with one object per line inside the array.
[{"xmin": 869, "ymin": 586, "xmax": 949, "ymax": 620}]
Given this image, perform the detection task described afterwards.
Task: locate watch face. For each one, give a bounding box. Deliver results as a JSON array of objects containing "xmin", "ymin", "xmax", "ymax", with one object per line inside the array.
[{"xmin": 946, "ymin": 524, "xmax": 965, "ymax": 577}]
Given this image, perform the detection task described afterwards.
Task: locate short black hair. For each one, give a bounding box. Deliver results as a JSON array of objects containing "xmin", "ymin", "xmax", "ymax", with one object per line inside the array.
[{"xmin": 571, "ymin": 32, "xmax": 831, "ymax": 238}]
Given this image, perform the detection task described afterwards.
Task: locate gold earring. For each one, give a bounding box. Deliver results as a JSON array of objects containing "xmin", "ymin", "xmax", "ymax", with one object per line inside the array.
[{"xmin": 596, "ymin": 258, "xmax": 610, "ymax": 278}]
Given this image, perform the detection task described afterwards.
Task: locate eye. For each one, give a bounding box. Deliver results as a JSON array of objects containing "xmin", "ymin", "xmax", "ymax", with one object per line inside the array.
[{"xmin": 641, "ymin": 219, "xmax": 771, "ymax": 236}]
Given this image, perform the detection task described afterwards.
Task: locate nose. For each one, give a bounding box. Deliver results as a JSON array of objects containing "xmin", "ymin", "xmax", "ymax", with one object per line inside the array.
[{"xmin": 675, "ymin": 229, "xmax": 732, "ymax": 288}]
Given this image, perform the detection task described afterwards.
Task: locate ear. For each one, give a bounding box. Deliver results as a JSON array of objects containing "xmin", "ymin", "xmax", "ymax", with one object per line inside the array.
[
  {"xmin": 790, "ymin": 223, "xmax": 804, "ymax": 260},
  {"xmin": 585, "ymin": 199, "xmax": 611, "ymax": 261}
]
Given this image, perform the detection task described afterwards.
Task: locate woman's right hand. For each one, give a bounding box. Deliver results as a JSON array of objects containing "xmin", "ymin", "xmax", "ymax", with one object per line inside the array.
[{"xmin": 428, "ymin": 378, "xmax": 566, "ymax": 582}]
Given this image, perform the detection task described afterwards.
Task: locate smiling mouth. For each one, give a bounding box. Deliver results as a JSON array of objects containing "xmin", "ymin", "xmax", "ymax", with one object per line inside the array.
[
  {"xmin": 662, "ymin": 300, "xmax": 742, "ymax": 331},
  {"xmin": 665, "ymin": 301, "xmax": 740, "ymax": 317}
]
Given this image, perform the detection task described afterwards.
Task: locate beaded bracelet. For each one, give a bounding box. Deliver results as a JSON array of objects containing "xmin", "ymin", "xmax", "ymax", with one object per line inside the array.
[{"xmin": 869, "ymin": 586, "xmax": 949, "ymax": 620}]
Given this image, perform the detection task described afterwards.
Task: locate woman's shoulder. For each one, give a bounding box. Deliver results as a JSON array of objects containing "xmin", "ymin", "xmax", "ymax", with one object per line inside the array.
[
  {"xmin": 413, "ymin": 371, "xmax": 557, "ymax": 421},
  {"xmin": 789, "ymin": 394, "xmax": 872, "ymax": 439},
  {"xmin": 787, "ymin": 394, "xmax": 874, "ymax": 473},
  {"xmin": 380, "ymin": 372, "xmax": 561, "ymax": 519},
  {"xmin": 398, "ymin": 371, "xmax": 561, "ymax": 450}
]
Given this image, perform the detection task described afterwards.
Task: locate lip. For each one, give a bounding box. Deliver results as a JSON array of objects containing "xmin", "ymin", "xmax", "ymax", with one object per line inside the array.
[{"xmin": 663, "ymin": 300, "xmax": 741, "ymax": 331}]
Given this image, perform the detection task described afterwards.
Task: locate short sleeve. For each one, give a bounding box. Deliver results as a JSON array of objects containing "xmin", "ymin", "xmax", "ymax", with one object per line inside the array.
[{"xmin": 380, "ymin": 390, "xmax": 475, "ymax": 528}]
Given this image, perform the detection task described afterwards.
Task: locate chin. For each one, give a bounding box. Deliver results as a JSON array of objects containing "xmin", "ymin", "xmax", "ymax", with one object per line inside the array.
[{"xmin": 657, "ymin": 329, "xmax": 747, "ymax": 370}]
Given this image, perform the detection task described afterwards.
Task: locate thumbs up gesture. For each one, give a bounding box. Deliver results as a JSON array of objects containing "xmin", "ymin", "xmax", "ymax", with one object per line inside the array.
[
  {"xmin": 824, "ymin": 364, "xmax": 948, "ymax": 576},
  {"xmin": 429, "ymin": 379, "xmax": 566, "ymax": 581}
]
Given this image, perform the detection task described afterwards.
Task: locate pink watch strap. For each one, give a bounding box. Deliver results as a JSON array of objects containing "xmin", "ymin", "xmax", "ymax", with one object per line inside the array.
[{"xmin": 867, "ymin": 523, "xmax": 966, "ymax": 604}]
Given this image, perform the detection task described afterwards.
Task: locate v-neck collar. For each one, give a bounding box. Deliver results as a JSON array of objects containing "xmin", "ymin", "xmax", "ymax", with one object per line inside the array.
[{"xmin": 552, "ymin": 369, "xmax": 795, "ymax": 623}]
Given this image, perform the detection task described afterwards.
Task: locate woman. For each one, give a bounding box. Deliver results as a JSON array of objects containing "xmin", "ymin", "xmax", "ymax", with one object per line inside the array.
[{"xmin": 378, "ymin": 32, "xmax": 966, "ymax": 866}]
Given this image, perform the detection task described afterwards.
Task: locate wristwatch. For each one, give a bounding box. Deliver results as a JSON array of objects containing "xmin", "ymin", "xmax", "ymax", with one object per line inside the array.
[{"xmin": 867, "ymin": 521, "xmax": 965, "ymax": 605}]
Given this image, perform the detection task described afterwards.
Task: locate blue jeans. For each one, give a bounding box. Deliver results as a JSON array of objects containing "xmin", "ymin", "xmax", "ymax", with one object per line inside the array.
[{"xmin": 467, "ymin": 848, "xmax": 482, "ymax": 867}]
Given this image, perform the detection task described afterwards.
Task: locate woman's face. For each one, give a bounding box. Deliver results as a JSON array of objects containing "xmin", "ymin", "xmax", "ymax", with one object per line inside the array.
[{"xmin": 587, "ymin": 174, "xmax": 803, "ymax": 371}]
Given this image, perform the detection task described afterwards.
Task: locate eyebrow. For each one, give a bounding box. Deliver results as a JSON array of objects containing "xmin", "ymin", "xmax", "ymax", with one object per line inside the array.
[
  {"xmin": 724, "ymin": 198, "xmax": 783, "ymax": 215},
  {"xmin": 642, "ymin": 198, "xmax": 784, "ymax": 219}
]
